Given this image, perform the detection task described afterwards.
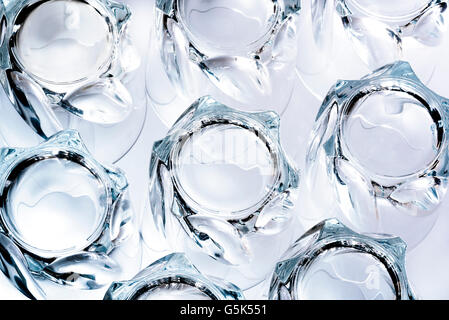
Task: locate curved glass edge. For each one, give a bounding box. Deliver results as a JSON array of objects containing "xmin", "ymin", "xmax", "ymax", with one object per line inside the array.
[
  {"xmin": 152, "ymin": 0, "xmax": 302, "ymax": 109},
  {"xmin": 103, "ymin": 0, "xmax": 131, "ymax": 34},
  {"xmin": 0, "ymin": 130, "xmax": 128, "ymax": 196},
  {"xmin": 156, "ymin": 0, "xmax": 302, "ymax": 21},
  {"xmin": 155, "ymin": 0, "xmax": 174, "ymax": 16},
  {"xmin": 312, "ymin": 61, "xmax": 449, "ymax": 176},
  {"xmin": 316, "ymin": 61, "xmax": 449, "ymax": 122},
  {"xmin": 0, "ymin": 130, "xmax": 137, "ymax": 297},
  {"xmin": 304, "ymin": 60, "xmax": 449, "ymax": 249},
  {"xmin": 0, "ymin": 0, "xmax": 130, "ymax": 70},
  {"xmin": 0, "ymin": 0, "xmax": 136, "ymax": 139},
  {"xmin": 280, "ymin": 0, "xmax": 302, "ymax": 19},
  {"xmin": 335, "ymin": 0, "xmax": 445, "ymax": 20},
  {"xmin": 331, "ymin": 0, "xmax": 448, "ymax": 68},
  {"xmin": 0, "ymin": 232, "xmax": 46, "ymax": 299},
  {"xmin": 104, "ymin": 253, "xmax": 244, "ymax": 300},
  {"xmin": 269, "ymin": 218, "xmax": 415, "ymax": 300},
  {"xmin": 149, "ymin": 96, "xmax": 300, "ymax": 232},
  {"xmin": 0, "ymin": 2, "xmax": 6, "ymax": 69}
]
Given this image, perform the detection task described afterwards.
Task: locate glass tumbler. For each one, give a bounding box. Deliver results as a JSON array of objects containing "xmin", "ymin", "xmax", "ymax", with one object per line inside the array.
[
  {"xmin": 0, "ymin": 0, "xmax": 145, "ymax": 163},
  {"xmin": 302, "ymin": 61, "xmax": 449, "ymax": 249},
  {"xmin": 144, "ymin": 96, "xmax": 300, "ymax": 290},
  {"xmin": 105, "ymin": 253, "xmax": 243, "ymax": 300},
  {"xmin": 299, "ymin": 0, "xmax": 449, "ymax": 99},
  {"xmin": 269, "ymin": 219, "xmax": 415, "ymax": 300},
  {"xmin": 0, "ymin": 130, "xmax": 141, "ymax": 299},
  {"xmin": 147, "ymin": 0, "xmax": 302, "ymax": 126}
]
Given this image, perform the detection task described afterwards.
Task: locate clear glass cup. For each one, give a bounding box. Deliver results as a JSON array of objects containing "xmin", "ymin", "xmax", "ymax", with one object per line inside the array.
[
  {"xmin": 143, "ymin": 96, "xmax": 300, "ymax": 290},
  {"xmin": 298, "ymin": 0, "xmax": 449, "ymax": 99},
  {"xmin": 105, "ymin": 253, "xmax": 244, "ymax": 300},
  {"xmin": 301, "ymin": 61, "xmax": 449, "ymax": 249},
  {"xmin": 146, "ymin": 0, "xmax": 302, "ymax": 127},
  {"xmin": 269, "ymin": 219, "xmax": 415, "ymax": 300},
  {"xmin": 0, "ymin": 130, "xmax": 141, "ymax": 299},
  {"xmin": 0, "ymin": 0, "xmax": 145, "ymax": 163}
]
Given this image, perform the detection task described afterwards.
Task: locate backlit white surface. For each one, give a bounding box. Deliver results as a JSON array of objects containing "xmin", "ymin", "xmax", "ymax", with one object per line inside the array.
[{"xmin": 0, "ymin": 0, "xmax": 447, "ymax": 300}]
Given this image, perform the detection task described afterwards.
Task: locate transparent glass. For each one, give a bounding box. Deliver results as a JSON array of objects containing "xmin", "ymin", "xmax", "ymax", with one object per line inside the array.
[
  {"xmin": 0, "ymin": 130, "xmax": 141, "ymax": 299},
  {"xmin": 144, "ymin": 96, "xmax": 300, "ymax": 290},
  {"xmin": 269, "ymin": 219, "xmax": 415, "ymax": 300},
  {"xmin": 298, "ymin": 0, "xmax": 449, "ymax": 99},
  {"xmin": 105, "ymin": 253, "xmax": 244, "ymax": 300},
  {"xmin": 302, "ymin": 61, "xmax": 449, "ymax": 249},
  {"xmin": 0, "ymin": 0, "xmax": 145, "ymax": 163},
  {"xmin": 146, "ymin": 0, "xmax": 302, "ymax": 126}
]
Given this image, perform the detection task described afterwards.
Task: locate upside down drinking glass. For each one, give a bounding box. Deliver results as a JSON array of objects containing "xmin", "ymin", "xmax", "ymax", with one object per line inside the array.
[
  {"xmin": 0, "ymin": 130, "xmax": 141, "ymax": 299},
  {"xmin": 302, "ymin": 61, "xmax": 449, "ymax": 249},
  {"xmin": 0, "ymin": 0, "xmax": 145, "ymax": 163},
  {"xmin": 144, "ymin": 96, "xmax": 301, "ymax": 290}
]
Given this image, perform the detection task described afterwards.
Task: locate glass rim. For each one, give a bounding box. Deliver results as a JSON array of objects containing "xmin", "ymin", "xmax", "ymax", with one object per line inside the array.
[
  {"xmin": 127, "ymin": 275, "xmax": 220, "ymax": 300},
  {"xmin": 168, "ymin": 116, "xmax": 282, "ymax": 220},
  {"xmin": 290, "ymin": 239, "xmax": 403, "ymax": 300},
  {"xmin": 174, "ymin": 0, "xmax": 282, "ymax": 55},
  {"xmin": 342, "ymin": 0, "xmax": 433, "ymax": 22},
  {"xmin": 0, "ymin": 147, "xmax": 111, "ymax": 259},
  {"xmin": 8, "ymin": 0, "xmax": 117, "ymax": 86},
  {"xmin": 339, "ymin": 77, "xmax": 445, "ymax": 181}
]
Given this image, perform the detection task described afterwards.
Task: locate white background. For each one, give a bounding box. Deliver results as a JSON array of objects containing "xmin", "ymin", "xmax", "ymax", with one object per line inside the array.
[{"xmin": 0, "ymin": 0, "xmax": 448, "ymax": 299}]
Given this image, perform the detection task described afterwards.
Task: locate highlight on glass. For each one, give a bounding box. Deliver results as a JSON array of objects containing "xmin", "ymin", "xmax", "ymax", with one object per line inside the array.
[{"xmin": 0, "ymin": 130, "xmax": 141, "ymax": 299}]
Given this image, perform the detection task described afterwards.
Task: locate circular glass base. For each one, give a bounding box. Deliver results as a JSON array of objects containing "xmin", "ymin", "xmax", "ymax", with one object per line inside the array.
[
  {"xmin": 177, "ymin": 0, "xmax": 277, "ymax": 55},
  {"xmin": 13, "ymin": 0, "xmax": 113, "ymax": 84},
  {"xmin": 346, "ymin": 0, "xmax": 430, "ymax": 21},
  {"xmin": 342, "ymin": 89, "xmax": 440, "ymax": 178},
  {"xmin": 134, "ymin": 280, "xmax": 214, "ymax": 300},
  {"xmin": 295, "ymin": 247, "xmax": 397, "ymax": 300},
  {"xmin": 173, "ymin": 123, "xmax": 277, "ymax": 215},
  {"xmin": 1, "ymin": 155, "xmax": 107, "ymax": 258}
]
